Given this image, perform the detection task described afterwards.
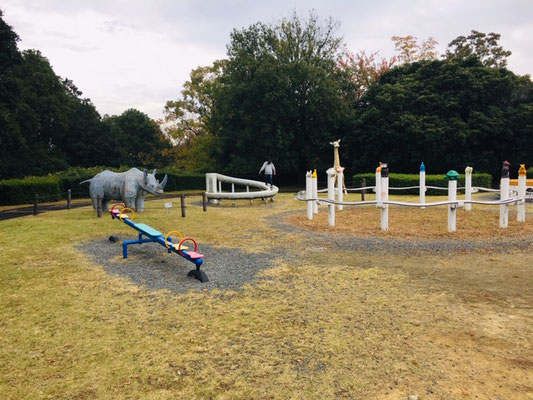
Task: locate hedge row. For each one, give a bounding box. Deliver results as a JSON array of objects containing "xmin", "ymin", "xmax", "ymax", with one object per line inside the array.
[
  {"xmin": 352, "ymin": 172, "xmax": 493, "ymax": 195},
  {"xmin": 0, "ymin": 167, "xmax": 206, "ymax": 205},
  {"xmin": 0, "ymin": 176, "xmax": 62, "ymax": 205}
]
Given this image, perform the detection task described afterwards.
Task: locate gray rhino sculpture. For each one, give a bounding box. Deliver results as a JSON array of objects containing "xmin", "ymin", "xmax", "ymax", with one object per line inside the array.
[{"xmin": 80, "ymin": 168, "xmax": 168, "ymax": 212}]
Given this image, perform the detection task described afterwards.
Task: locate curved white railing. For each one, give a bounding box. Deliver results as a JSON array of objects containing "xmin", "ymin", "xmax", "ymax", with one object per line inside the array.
[{"xmin": 205, "ymin": 173, "xmax": 278, "ymax": 200}]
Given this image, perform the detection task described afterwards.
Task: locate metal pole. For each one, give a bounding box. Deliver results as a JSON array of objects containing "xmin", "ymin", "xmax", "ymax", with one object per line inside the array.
[
  {"xmin": 33, "ymin": 194, "xmax": 39, "ymax": 215},
  {"xmin": 180, "ymin": 194, "xmax": 186, "ymax": 218},
  {"xmin": 97, "ymin": 195, "xmax": 102, "ymax": 218},
  {"xmin": 361, "ymin": 178, "xmax": 366, "ymax": 201},
  {"xmin": 67, "ymin": 189, "xmax": 71, "ymax": 210}
]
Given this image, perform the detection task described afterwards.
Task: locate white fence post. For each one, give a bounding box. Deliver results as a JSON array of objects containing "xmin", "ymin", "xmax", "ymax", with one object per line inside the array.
[
  {"xmin": 312, "ymin": 169, "xmax": 318, "ymax": 214},
  {"xmin": 306, "ymin": 171, "xmax": 313, "ymax": 220},
  {"xmin": 380, "ymin": 163, "xmax": 389, "ymax": 231},
  {"xmin": 327, "ymin": 168, "xmax": 336, "ymax": 226},
  {"xmin": 518, "ymin": 164, "xmax": 527, "ymax": 222},
  {"xmin": 419, "ymin": 162, "xmax": 426, "ymax": 208},
  {"xmin": 500, "ymin": 161, "xmax": 510, "ymax": 228},
  {"xmin": 337, "ymin": 170, "xmax": 344, "ymax": 211},
  {"xmin": 465, "ymin": 166, "xmax": 473, "ymax": 211},
  {"xmin": 446, "ymin": 170, "xmax": 459, "ymax": 233},
  {"xmin": 375, "ymin": 163, "xmax": 382, "ymax": 204}
]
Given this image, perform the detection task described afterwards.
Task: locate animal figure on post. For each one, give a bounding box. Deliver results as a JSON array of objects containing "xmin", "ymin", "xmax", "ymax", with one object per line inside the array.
[{"xmin": 81, "ymin": 168, "xmax": 168, "ymax": 212}]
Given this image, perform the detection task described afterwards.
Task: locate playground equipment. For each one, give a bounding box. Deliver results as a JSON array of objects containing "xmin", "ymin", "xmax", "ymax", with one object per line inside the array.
[
  {"xmin": 108, "ymin": 203, "xmax": 208, "ymax": 282},
  {"xmin": 205, "ymin": 173, "xmax": 278, "ymax": 205},
  {"xmin": 295, "ymin": 162, "xmax": 528, "ymax": 233}
]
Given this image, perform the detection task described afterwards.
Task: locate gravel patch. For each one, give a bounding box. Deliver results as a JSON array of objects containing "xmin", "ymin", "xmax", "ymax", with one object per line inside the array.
[
  {"xmin": 270, "ymin": 211, "xmax": 533, "ymax": 255},
  {"xmin": 78, "ymin": 237, "xmax": 279, "ymax": 294}
]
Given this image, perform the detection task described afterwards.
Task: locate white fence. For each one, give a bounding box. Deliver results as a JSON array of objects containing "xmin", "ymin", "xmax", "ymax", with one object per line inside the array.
[{"xmin": 296, "ymin": 165, "xmax": 528, "ymax": 233}]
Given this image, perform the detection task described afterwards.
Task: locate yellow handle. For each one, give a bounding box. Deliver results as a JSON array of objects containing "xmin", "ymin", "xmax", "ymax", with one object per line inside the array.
[
  {"xmin": 119, "ymin": 207, "xmax": 135, "ymax": 221},
  {"xmin": 164, "ymin": 230, "xmax": 184, "ymax": 249}
]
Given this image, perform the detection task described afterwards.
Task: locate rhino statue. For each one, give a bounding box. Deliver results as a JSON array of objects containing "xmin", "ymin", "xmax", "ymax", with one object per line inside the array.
[{"xmin": 80, "ymin": 168, "xmax": 168, "ymax": 212}]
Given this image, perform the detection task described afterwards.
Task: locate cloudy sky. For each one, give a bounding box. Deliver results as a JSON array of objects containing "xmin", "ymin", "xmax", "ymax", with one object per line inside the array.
[{"xmin": 2, "ymin": 0, "xmax": 532, "ymax": 120}]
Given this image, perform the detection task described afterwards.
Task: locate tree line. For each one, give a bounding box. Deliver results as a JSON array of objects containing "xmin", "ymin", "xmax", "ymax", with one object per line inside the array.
[
  {"xmin": 2, "ymin": 9, "xmax": 532, "ymax": 182},
  {"xmin": 0, "ymin": 9, "xmax": 170, "ymax": 180},
  {"xmin": 165, "ymin": 13, "xmax": 533, "ymax": 181}
]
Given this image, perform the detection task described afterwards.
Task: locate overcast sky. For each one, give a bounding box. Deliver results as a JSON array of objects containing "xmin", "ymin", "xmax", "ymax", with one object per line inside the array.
[{"xmin": 2, "ymin": 0, "xmax": 532, "ymax": 120}]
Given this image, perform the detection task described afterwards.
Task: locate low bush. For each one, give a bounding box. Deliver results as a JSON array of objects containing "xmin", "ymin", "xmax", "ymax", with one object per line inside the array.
[
  {"xmin": 157, "ymin": 169, "xmax": 205, "ymax": 192},
  {"xmin": 0, "ymin": 176, "xmax": 62, "ymax": 205},
  {"xmin": 352, "ymin": 172, "xmax": 493, "ymax": 195},
  {"xmin": 0, "ymin": 166, "xmax": 207, "ymax": 205}
]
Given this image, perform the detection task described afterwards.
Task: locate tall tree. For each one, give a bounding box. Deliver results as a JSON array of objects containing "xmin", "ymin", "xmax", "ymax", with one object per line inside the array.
[
  {"xmin": 211, "ymin": 12, "xmax": 356, "ymax": 179},
  {"xmin": 444, "ymin": 30, "xmax": 511, "ymax": 68},
  {"xmin": 338, "ymin": 50, "xmax": 397, "ymax": 99},
  {"xmin": 345, "ymin": 58, "xmax": 533, "ymax": 178},
  {"xmin": 103, "ymin": 109, "xmax": 170, "ymax": 167},
  {"xmin": 391, "ymin": 35, "xmax": 439, "ymax": 63},
  {"xmin": 162, "ymin": 61, "xmax": 223, "ymax": 171}
]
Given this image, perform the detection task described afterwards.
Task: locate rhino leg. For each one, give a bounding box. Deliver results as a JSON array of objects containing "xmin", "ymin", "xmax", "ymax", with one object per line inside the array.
[
  {"xmin": 135, "ymin": 192, "xmax": 147, "ymax": 212},
  {"xmin": 89, "ymin": 182, "xmax": 105, "ymax": 211},
  {"xmin": 124, "ymin": 195, "xmax": 136, "ymax": 210}
]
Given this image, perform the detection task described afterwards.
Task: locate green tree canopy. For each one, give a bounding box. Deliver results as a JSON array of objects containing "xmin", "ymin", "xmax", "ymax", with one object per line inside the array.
[
  {"xmin": 103, "ymin": 109, "xmax": 170, "ymax": 168},
  {"xmin": 444, "ymin": 30, "xmax": 512, "ymax": 68},
  {"xmin": 210, "ymin": 12, "xmax": 357, "ymax": 179},
  {"xmin": 345, "ymin": 58, "xmax": 533, "ymax": 178}
]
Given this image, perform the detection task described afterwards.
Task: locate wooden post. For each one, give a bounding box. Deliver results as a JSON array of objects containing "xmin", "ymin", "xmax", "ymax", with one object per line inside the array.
[
  {"xmin": 361, "ymin": 178, "xmax": 366, "ymax": 201},
  {"xmin": 97, "ymin": 195, "xmax": 102, "ymax": 218},
  {"xmin": 67, "ymin": 189, "xmax": 71, "ymax": 210},
  {"xmin": 202, "ymin": 192, "xmax": 207, "ymax": 212},
  {"xmin": 180, "ymin": 194, "xmax": 186, "ymax": 218},
  {"xmin": 33, "ymin": 194, "xmax": 39, "ymax": 215}
]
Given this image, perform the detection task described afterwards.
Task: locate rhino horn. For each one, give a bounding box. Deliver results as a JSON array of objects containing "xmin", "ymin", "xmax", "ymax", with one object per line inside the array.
[
  {"xmin": 153, "ymin": 169, "xmax": 157, "ymax": 176},
  {"xmin": 161, "ymin": 174, "xmax": 168, "ymax": 189}
]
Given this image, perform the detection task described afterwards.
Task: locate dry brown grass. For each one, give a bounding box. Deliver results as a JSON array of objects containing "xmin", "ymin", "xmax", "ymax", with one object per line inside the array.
[
  {"xmin": 0, "ymin": 193, "xmax": 532, "ymax": 399},
  {"xmin": 289, "ymin": 195, "xmax": 533, "ymax": 240}
]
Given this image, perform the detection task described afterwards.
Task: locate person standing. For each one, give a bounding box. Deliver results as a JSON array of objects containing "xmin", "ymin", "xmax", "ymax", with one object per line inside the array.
[{"xmin": 259, "ymin": 158, "xmax": 276, "ymax": 187}]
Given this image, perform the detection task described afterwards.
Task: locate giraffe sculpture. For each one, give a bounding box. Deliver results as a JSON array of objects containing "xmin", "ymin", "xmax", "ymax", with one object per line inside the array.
[{"xmin": 329, "ymin": 139, "xmax": 347, "ymax": 194}]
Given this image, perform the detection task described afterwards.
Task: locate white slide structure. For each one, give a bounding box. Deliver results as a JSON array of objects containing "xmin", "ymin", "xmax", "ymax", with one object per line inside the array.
[{"xmin": 205, "ymin": 173, "xmax": 278, "ymax": 202}]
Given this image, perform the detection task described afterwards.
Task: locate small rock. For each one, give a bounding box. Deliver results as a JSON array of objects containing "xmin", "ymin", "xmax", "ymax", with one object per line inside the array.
[
  {"xmin": 406, "ymin": 395, "xmax": 420, "ymax": 400},
  {"xmin": 109, "ymin": 235, "xmax": 120, "ymax": 243}
]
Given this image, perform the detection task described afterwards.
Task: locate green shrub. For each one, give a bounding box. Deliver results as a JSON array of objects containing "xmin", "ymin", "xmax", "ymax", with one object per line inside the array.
[
  {"xmin": 158, "ymin": 169, "xmax": 205, "ymax": 191},
  {"xmin": 527, "ymin": 167, "xmax": 533, "ymax": 179},
  {"xmin": 0, "ymin": 166, "xmax": 206, "ymax": 205},
  {"xmin": 0, "ymin": 176, "xmax": 62, "ymax": 205},
  {"xmin": 352, "ymin": 172, "xmax": 493, "ymax": 195}
]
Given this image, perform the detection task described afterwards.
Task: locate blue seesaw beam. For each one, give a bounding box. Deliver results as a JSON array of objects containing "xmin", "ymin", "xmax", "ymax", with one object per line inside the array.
[{"xmin": 110, "ymin": 209, "xmax": 208, "ymax": 282}]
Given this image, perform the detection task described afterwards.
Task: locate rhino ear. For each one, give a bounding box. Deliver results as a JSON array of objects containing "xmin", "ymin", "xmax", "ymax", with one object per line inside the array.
[
  {"xmin": 161, "ymin": 174, "xmax": 168, "ymax": 189},
  {"xmin": 153, "ymin": 169, "xmax": 157, "ymax": 176}
]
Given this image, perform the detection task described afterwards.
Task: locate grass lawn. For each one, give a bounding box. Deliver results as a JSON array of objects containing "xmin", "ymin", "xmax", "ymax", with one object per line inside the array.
[{"xmin": 0, "ymin": 193, "xmax": 532, "ymax": 399}]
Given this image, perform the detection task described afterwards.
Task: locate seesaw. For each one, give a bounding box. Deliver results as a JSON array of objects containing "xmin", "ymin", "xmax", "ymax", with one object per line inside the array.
[{"xmin": 109, "ymin": 203, "xmax": 208, "ymax": 282}]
